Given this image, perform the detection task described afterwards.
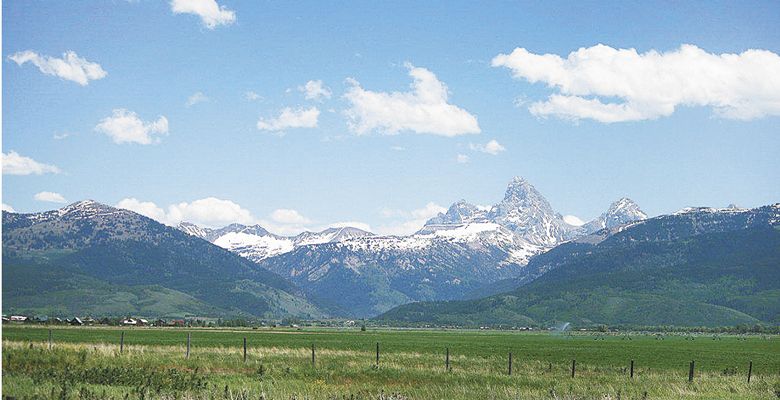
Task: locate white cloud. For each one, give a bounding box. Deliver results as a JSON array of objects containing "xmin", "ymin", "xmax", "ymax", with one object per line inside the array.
[
  {"xmin": 8, "ymin": 50, "xmax": 106, "ymax": 86},
  {"xmin": 168, "ymin": 197, "xmax": 255, "ymax": 227},
  {"xmin": 34, "ymin": 191, "xmax": 67, "ymax": 203},
  {"xmin": 2, "ymin": 151, "xmax": 61, "ymax": 175},
  {"xmin": 390, "ymin": 146, "xmax": 406, "ymax": 151},
  {"xmin": 376, "ymin": 202, "xmax": 447, "ymax": 236},
  {"xmin": 116, "ymin": 198, "xmax": 169, "ymax": 222},
  {"xmin": 117, "ymin": 196, "xmax": 255, "ymax": 228},
  {"xmin": 469, "ymin": 139, "xmax": 506, "ymax": 155},
  {"xmin": 53, "ymin": 132, "xmax": 71, "ymax": 140},
  {"xmin": 2, "ymin": 203, "xmax": 15, "ymax": 212},
  {"xmin": 186, "ymin": 92, "xmax": 209, "ymax": 107},
  {"xmin": 344, "ymin": 63, "xmax": 481, "ymax": 137},
  {"xmin": 563, "ymin": 215, "xmax": 585, "ymax": 226},
  {"xmin": 170, "ymin": 0, "xmax": 235, "ymax": 29},
  {"xmin": 270, "ymin": 208, "xmax": 311, "ymax": 225},
  {"xmin": 492, "ymin": 44, "xmax": 780, "ymax": 122},
  {"xmin": 257, "ymin": 107, "xmax": 320, "ymax": 132},
  {"xmin": 456, "ymin": 154, "xmax": 470, "ymax": 164},
  {"xmin": 299, "ymin": 80, "xmax": 332, "ymax": 101},
  {"xmin": 245, "ymin": 91, "xmax": 262, "ymax": 101},
  {"xmin": 95, "ymin": 109, "xmax": 169, "ymax": 145}
]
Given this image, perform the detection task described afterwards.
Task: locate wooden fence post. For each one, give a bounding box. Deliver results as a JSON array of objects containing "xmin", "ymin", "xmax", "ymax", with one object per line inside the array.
[
  {"xmin": 571, "ymin": 359, "xmax": 576, "ymax": 378},
  {"xmin": 688, "ymin": 360, "xmax": 695, "ymax": 382},
  {"xmin": 312, "ymin": 343, "xmax": 316, "ymax": 367},
  {"xmin": 48, "ymin": 329, "xmax": 52, "ymax": 350},
  {"xmin": 445, "ymin": 347, "xmax": 449, "ymax": 371},
  {"xmin": 243, "ymin": 337, "xmax": 247, "ymax": 363},
  {"xmin": 508, "ymin": 352, "xmax": 513, "ymax": 376},
  {"xmin": 376, "ymin": 342, "xmax": 380, "ymax": 366},
  {"xmin": 120, "ymin": 331, "xmax": 124, "ymax": 354},
  {"xmin": 186, "ymin": 332, "xmax": 191, "ymax": 359},
  {"xmin": 747, "ymin": 360, "xmax": 752, "ymax": 383},
  {"xmin": 630, "ymin": 359, "xmax": 634, "ymax": 378}
]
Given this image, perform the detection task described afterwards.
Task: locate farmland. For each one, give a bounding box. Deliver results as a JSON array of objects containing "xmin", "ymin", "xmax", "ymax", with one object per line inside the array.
[{"xmin": 2, "ymin": 326, "xmax": 779, "ymax": 399}]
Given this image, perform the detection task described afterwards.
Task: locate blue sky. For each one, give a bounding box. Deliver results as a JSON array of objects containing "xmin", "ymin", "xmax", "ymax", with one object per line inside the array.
[{"xmin": 3, "ymin": 0, "xmax": 780, "ymax": 234}]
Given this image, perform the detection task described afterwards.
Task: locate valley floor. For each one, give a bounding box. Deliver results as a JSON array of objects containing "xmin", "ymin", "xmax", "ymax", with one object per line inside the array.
[{"xmin": 2, "ymin": 326, "xmax": 779, "ymax": 399}]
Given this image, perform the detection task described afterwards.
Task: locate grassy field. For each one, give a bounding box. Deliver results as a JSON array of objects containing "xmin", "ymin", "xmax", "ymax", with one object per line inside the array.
[{"xmin": 2, "ymin": 325, "xmax": 779, "ymax": 399}]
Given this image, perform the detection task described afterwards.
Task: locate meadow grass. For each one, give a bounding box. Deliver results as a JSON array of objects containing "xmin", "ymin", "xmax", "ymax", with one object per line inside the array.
[{"xmin": 2, "ymin": 326, "xmax": 779, "ymax": 399}]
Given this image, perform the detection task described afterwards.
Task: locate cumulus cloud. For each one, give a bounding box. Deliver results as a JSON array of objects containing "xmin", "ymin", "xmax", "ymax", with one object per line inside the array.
[
  {"xmin": 8, "ymin": 50, "xmax": 106, "ymax": 86},
  {"xmin": 563, "ymin": 215, "xmax": 585, "ymax": 226},
  {"xmin": 95, "ymin": 109, "xmax": 169, "ymax": 144},
  {"xmin": 34, "ymin": 191, "xmax": 67, "ymax": 203},
  {"xmin": 299, "ymin": 80, "xmax": 332, "ymax": 101},
  {"xmin": 116, "ymin": 198, "xmax": 169, "ymax": 222},
  {"xmin": 2, "ymin": 151, "xmax": 61, "ymax": 175},
  {"xmin": 257, "ymin": 107, "xmax": 319, "ymax": 132},
  {"xmin": 170, "ymin": 0, "xmax": 235, "ymax": 29},
  {"xmin": 376, "ymin": 202, "xmax": 447, "ymax": 236},
  {"xmin": 469, "ymin": 139, "xmax": 506, "ymax": 155},
  {"xmin": 344, "ymin": 63, "xmax": 481, "ymax": 136},
  {"xmin": 270, "ymin": 208, "xmax": 312, "ymax": 225},
  {"xmin": 492, "ymin": 44, "xmax": 780, "ymax": 122},
  {"xmin": 116, "ymin": 196, "xmax": 255, "ymax": 227},
  {"xmin": 2, "ymin": 203, "xmax": 15, "ymax": 212},
  {"xmin": 185, "ymin": 92, "xmax": 209, "ymax": 107},
  {"xmin": 456, "ymin": 154, "xmax": 470, "ymax": 164},
  {"xmin": 168, "ymin": 197, "xmax": 255, "ymax": 227}
]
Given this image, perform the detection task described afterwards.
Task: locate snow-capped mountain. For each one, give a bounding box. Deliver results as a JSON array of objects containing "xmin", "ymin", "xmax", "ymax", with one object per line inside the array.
[
  {"xmin": 177, "ymin": 222, "xmax": 375, "ymax": 262},
  {"xmin": 252, "ymin": 177, "xmax": 648, "ymax": 316},
  {"xmin": 580, "ymin": 197, "xmax": 648, "ymax": 233},
  {"xmin": 175, "ymin": 177, "xmax": 649, "ymax": 317},
  {"xmin": 486, "ymin": 177, "xmax": 572, "ymax": 246}
]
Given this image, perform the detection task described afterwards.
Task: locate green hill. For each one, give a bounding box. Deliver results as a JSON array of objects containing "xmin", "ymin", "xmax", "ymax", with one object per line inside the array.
[{"xmin": 2, "ymin": 201, "xmax": 325, "ymax": 319}]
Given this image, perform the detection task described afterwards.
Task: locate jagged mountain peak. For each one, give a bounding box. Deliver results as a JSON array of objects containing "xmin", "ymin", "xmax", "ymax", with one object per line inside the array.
[
  {"xmin": 504, "ymin": 176, "xmax": 544, "ymax": 201},
  {"xmin": 59, "ymin": 199, "xmax": 116, "ymax": 214},
  {"xmin": 581, "ymin": 197, "xmax": 647, "ymax": 233},
  {"xmin": 425, "ymin": 200, "xmax": 485, "ymax": 226},
  {"xmin": 604, "ymin": 197, "xmax": 647, "ymax": 226}
]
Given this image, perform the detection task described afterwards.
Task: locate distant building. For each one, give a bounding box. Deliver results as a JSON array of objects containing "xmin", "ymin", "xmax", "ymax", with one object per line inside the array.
[
  {"xmin": 69, "ymin": 317, "xmax": 84, "ymax": 326},
  {"xmin": 9, "ymin": 315, "xmax": 28, "ymax": 322}
]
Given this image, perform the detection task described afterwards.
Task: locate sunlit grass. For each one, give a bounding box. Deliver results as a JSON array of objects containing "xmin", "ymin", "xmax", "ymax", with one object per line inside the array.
[{"xmin": 2, "ymin": 326, "xmax": 779, "ymax": 399}]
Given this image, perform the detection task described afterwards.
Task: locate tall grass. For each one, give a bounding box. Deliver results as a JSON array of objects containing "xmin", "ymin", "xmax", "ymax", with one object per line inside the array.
[{"xmin": 2, "ymin": 327, "xmax": 779, "ymax": 399}]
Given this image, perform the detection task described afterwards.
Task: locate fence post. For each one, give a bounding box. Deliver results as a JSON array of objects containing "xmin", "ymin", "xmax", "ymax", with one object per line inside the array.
[
  {"xmin": 243, "ymin": 337, "xmax": 247, "ymax": 363},
  {"xmin": 120, "ymin": 331, "xmax": 124, "ymax": 354},
  {"xmin": 312, "ymin": 343, "xmax": 316, "ymax": 367},
  {"xmin": 376, "ymin": 342, "xmax": 380, "ymax": 366},
  {"xmin": 48, "ymin": 329, "xmax": 52, "ymax": 350},
  {"xmin": 747, "ymin": 360, "xmax": 752, "ymax": 383},
  {"xmin": 508, "ymin": 352, "xmax": 513, "ymax": 376},
  {"xmin": 186, "ymin": 332, "xmax": 191, "ymax": 359},
  {"xmin": 571, "ymin": 359, "xmax": 576, "ymax": 378},
  {"xmin": 630, "ymin": 359, "xmax": 634, "ymax": 379},
  {"xmin": 445, "ymin": 347, "xmax": 449, "ymax": 371},
  {"xmin": 688, "ymin": 360, "xmax": 695, "ymax": 382}
]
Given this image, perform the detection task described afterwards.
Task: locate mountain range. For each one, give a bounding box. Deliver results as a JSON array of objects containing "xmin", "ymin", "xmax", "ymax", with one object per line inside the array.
[
  {"xmin": 3, "ymin": 176, "xmax": 776, "ymax": 327},
  {"xmin": 2, "ymin": 200, "xmax": 323, "ymax": 319},
  {"xmin": 177, "ymin": 177, "xmax": 646, "ymax": 316},
  {"xmin": 379, "ymin": 204, "xmax": 780, "ymax": 327}
]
